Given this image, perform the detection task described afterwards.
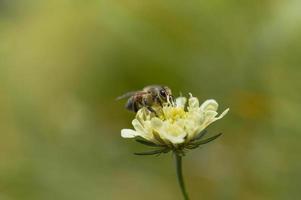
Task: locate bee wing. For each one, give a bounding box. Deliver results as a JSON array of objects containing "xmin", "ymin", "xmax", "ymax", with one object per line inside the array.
[
  {"xmin": 143, "ymin": 85, "xmax": 162, "ymax": 91},
  {"xmin": 116, "ymin": 91, "xmax": 138, "ymax": 101}
]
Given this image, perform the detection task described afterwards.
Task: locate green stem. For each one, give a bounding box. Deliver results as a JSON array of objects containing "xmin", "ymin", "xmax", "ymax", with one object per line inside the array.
[{"xmin": 174, "ymin": 153, "xmax": 190, "ymax": 200}]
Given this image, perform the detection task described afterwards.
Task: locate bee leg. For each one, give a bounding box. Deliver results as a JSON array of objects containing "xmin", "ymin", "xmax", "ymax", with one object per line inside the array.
[
  {"xmin": 141, "ymin": 96, "xmax": 157, "ymax": 116},
  {"xmin": 169, "ymin": 95, "xmax": 175, "ymax": 106},
  {"xmin": 154, "ymin": 96, "xmax": 163, "ymax": 107},
  {"xmin": 158, "ymin": 99, "xmax": 163, "ymax": 107},
  {"xmin": 147, "ymin": 106, "xmax": 159, "ymax": 117},
  {"xmin": 146, "ymin": 106, "xmax": 156, "ymax": 113}
]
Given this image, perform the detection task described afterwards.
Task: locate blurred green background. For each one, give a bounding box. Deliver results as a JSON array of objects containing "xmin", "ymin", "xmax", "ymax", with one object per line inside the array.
[{"xmin": 1, "ymin": 0, "xmax": 301, "ymax": 199}]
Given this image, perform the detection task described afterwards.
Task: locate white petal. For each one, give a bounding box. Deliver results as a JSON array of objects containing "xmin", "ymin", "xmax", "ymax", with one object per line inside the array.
[
  {"xmin": 162, "ymin": 130, "xmax": 185, "ymax": 144},
  {"xmin": 121, "ymin": 129, "xmax": 139, "ymax": 138},
  {"xmin": 136, "ymin": 108, "xmax": 148, "ymax": 121},
  {"xmin": 151, "ymin": 117, "xmax": 163, "ymax": 129},
  {"xmin": 167, "ymin": 136, "xmax": 185, "ymax": 144},
  {"xmin": 184, "ymin": 120, "xmax": 198, "ymax": 139},
  {"xmin": 188, "ymin": 96, "xmax": 199, "ymax": 110},
  {"xmin": 132, "ymin": 119, "xmax": 145, "ymax": 133},
  {"xmin": 215, "ymin": 108, "xmax": 230, "ymax": 120},
  {"xmin": 205, "ymin": 110, "xmax": 218, "ymax": 119},
  {"xmin": 175, "ymin": 118, "xmax": 186, "ymax": 128},
  {"xmin": 197, "ymin": 108, "xmax": 230, "ymax": 134},
  {"xmin": 161, "ymin": 123, "xmax": 186, "ymax": 144},
  {"xmin": 175, "ymin": 97, "xmax": 187, "ymax": 108},
  {"xmin": 200, "ymin": 99, "xmax": 218, "ymax": 111}
]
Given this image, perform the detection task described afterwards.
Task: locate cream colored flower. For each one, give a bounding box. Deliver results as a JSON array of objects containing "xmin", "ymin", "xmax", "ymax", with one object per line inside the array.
[{"xmin": 121, "ymin": 94, "xmax": 229, "ymax": 146}]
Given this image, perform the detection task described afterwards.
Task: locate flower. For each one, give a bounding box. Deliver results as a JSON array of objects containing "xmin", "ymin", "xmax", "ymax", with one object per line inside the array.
[{"xmin": 121, "ymin": 94, "xmax": 229, "ymax": 150}]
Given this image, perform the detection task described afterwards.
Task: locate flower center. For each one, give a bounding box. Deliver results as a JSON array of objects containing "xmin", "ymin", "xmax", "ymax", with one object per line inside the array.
[{"xmin": 162, "ymin": 107, "xmax": 186, "ymax": 122}]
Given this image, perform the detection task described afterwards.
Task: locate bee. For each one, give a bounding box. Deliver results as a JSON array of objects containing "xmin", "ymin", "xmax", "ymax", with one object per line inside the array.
[{"xmin": 117, "ymin": 85, "xmax": 173, "ymax": 113}]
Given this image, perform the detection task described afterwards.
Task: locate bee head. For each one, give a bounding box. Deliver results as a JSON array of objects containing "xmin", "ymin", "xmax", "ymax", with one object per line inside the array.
[{"xmin": 159, "ymin": 86, "xmax": 173, "ymax": 104}]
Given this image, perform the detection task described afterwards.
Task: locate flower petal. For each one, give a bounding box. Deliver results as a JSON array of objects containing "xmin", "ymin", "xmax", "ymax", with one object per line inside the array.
[
  {"xmin": 175, "ymin": 97, "xmax": 187, "ymax": 108},
  {"xmin": 167, "ymin": 136, "xmax": 185, "ymax": 144},
  {"xmin": 200, "ymin": 99, "xmax": 218, "ymax": 111},
  {"xmin": 188, "ymin": 96, "xmax": 199, "ymax": 110},
  {"xmin": 132, "ymin": 119, "xmax": 145, "ymax": 133},
  {"xmin": 121, "ymin": 129, "xmax": 139, "ymax": 138},
  {"xmin": 215, "ymin": 108, "xmax": 230, "ymax": 120},
  {"xmin": 151, "ymin": 117, "xmax": 163, "ymax": 129},
  {"xmin": 205, "ymin": 110, "xmax": 218, "ymax": 120},
  {"xmin": 160, "ymin": 123, "xmax": 186, "ymax": 144}
]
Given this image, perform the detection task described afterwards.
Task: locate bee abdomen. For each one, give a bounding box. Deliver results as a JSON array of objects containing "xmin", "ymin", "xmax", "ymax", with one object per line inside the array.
[{"xmin": 125, "ymin": 97, "xmax": 139, "ymax": 112}]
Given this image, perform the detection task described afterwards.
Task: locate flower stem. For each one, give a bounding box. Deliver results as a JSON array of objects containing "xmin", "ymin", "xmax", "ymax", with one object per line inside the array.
[{"xmin": 174, "ymin": 153, "xmax": 190, "ymax": 200}]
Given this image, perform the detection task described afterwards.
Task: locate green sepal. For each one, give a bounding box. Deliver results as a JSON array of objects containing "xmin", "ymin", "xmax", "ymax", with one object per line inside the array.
[
  {"xmin": 187, "ymin": 133, "xmax": 222, "ymax": 149},
  {"xmin": 135, "ymin": 139, "xmax": 164, "ymax": 147},
  {"xmin": 134, "ymin": 148, "xmax": 170, "ymax": 156}
]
